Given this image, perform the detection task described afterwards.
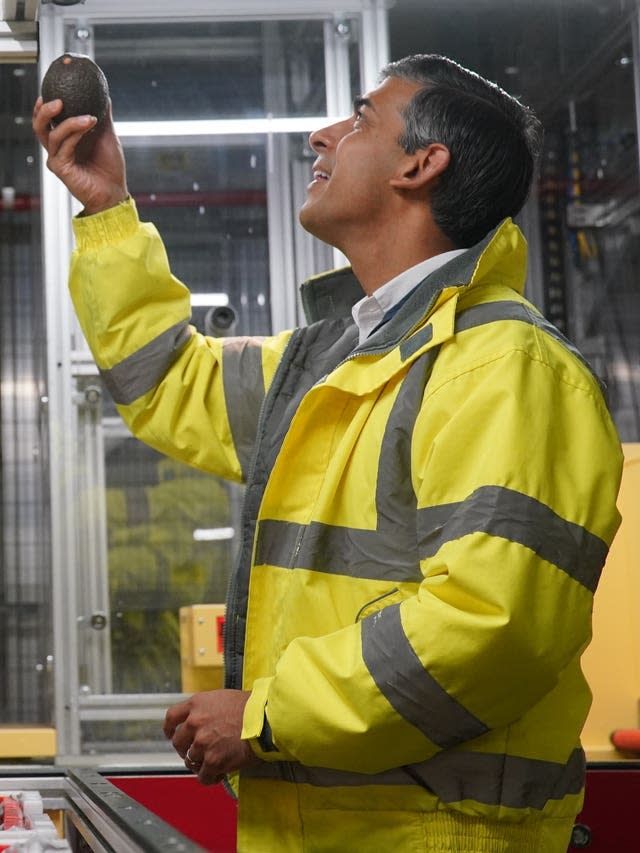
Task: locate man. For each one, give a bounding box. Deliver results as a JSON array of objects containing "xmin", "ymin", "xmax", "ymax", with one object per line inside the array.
[{"xmin": 34, "ymin": 54, "xmax": 622, "ymax": 852}]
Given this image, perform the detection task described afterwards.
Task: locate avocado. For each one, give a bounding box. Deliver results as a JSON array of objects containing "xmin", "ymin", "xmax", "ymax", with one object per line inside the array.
[{"xmin": 41, "ymin": 53, "xmax": 109, "ymax": 126}]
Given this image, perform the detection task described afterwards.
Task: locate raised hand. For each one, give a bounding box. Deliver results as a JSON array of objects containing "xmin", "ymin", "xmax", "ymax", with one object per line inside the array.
[{"xmin": 32, "ymin": 97, "xmax": 129, "ymax": 215}]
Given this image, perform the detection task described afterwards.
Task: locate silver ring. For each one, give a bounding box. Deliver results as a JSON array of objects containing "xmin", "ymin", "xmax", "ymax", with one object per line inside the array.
[{"xmin": 185, "ymin": 747, "xmax": 201, "ymax": 769}]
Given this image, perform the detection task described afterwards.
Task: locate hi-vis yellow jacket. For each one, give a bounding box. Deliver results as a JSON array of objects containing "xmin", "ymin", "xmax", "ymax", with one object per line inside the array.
[{"xmin": 70, "ymin": 199, "xmax": 622, "ymax": 853}]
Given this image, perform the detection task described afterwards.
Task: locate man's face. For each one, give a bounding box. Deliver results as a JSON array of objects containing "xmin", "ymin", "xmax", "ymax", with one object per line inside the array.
[{"xmin": 299, "ymin": 75, "xmax": 423, "ymax": 248}]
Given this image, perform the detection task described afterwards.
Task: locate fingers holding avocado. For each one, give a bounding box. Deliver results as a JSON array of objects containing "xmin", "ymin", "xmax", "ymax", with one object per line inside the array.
[{"xmin": 34, "ymin": 54, "xmax": 127, "ymax": 213}]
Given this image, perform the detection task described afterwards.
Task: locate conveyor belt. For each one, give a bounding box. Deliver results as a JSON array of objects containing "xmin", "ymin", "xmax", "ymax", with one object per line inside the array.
[{"xmin": 0, "ymin": 769, "xmax": 207, "ymax": 853}]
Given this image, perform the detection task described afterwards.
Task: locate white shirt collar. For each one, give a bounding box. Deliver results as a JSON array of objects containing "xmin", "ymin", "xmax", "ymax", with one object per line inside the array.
[{"xmin": 351, "ymin": 249, "xmax": 467, "ymax": 345}]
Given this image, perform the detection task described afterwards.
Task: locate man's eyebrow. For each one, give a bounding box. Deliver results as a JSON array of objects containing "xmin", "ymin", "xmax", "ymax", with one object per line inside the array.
[{"xmin": 353, "ymin": 95, "xmax": 375, "ymax": 114}]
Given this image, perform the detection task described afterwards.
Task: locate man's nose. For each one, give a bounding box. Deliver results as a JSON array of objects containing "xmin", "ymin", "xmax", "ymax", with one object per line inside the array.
[{"xmin": 308, "ymin": 118, "xmax": 349, "ymax": 153}]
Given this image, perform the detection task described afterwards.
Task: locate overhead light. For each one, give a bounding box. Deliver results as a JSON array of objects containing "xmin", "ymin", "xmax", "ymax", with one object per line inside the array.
[
  {"xmin": 504, "ymin": 66, "xmax": 520, "ymax": 76},
  {"xmin": 193, "ymin": 527, "xmax": 235, "ymax": 541},
  {"xmin": 190, "ymin": 293, "xmax": 229, "ymax": 307},
  {"xmin": 115, "ymin": 116, "xmax": 336, "ymax": 138},
  {"xmin": 616, "ymin": 55, "xmax": 632, "ymax": 67}
]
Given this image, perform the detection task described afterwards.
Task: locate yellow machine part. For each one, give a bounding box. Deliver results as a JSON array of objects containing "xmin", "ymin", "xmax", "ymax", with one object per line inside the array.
[
  {"xmin": 45, "ymin": 809, "xmax": 65, "ymax": 839},
  {"xmin": 582, "ymin": 442, "xmax": 640, "ymax": 756},
  {"xmin": 0, "ymin": 725, "xmax": 56, "ymax": 759},
  {"xmin": 179, "ymin": 603, "xmax": 225, "ymax": 693}
]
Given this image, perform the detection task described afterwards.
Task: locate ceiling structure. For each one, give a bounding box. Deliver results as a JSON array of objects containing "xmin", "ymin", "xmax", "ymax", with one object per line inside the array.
[
  {"xmin": 1, "ymin": 0, "xmax": 636, "ymax": 108},
  {"xmin": 388, "ymin": 0, "xmax": 637, "ymax": 118}
]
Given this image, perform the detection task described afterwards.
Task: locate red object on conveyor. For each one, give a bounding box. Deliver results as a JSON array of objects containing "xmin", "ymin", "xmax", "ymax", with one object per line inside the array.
[
  {"xmin": 1, "ymin": 796, "xmax": 24, "ymax": 830},
  {"xmin": 610, "ymin": 728, "xmax": 640, "ymax": 752}
]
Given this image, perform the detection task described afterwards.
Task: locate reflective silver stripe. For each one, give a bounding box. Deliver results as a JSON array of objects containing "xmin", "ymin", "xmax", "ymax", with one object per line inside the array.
[
  {"xmin": 244, "ymin": 747, "xmax": 585, "ymax": 808},
  {"xmin": 254, "ymin": 350, "xmax": 435, "ymax": 582},
  {"xmin": 418, "ymin": 485, "xmax": 608, "ymax": 593},
  {"xmin": 222, "ymin": 338, "xmax": 266, "ymax": 478},
  {"xmin": 99, "ymin": 321, "xmax": 191, "ymax": 406},
  {"xmin": 404, "ymin": 746, "xmax": 585, "ymax": 809},
  {"xmin": 373, "ymin": 348, "xmax": 435, "ymax": 528},
  {"xmin": 455, "ymin": 300, "xmax": 538, "ymax": 336},
  {"xmin": 361, "ymin": 604, "xmax": 489, "ymax": 747},
  {"xmin": 399, "ymin": 322, "xmax": 433, "ymax": 361},
  {"xmin": 255, "ymin": 519, "xmax": 423, "ymax": 582},
  {"xmin": 455, "ymin": 300, "xmax": 603, "ymax": 387}
]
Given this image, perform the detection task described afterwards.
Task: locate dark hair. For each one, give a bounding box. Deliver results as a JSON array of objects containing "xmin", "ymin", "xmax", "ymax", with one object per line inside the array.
[{"xmin": 380, "ymin": 54, "xmax": 543, "ymax": 247}]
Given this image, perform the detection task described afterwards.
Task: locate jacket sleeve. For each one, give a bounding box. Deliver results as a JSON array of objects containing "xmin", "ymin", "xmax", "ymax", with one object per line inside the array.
[
  {"xmin": 69, "ymin": 198, "xmax": 291, "ymax": 482},
  {"xmin": 243, "ymin": 337, "xmax": 623, "ymax": 773}
]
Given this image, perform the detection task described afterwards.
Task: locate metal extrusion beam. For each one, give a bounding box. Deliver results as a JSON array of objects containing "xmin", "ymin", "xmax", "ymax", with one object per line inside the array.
[
  {"xmin": 0, "ymin": 21, "xmax": 37, "ymax": 61},
  {"xmin": 1, "ymin": 1, "xmax": 39, "ymax": 22},
  {"xmin": 0, "ymin": 769, "xmax": 208, "ymax": 853}
]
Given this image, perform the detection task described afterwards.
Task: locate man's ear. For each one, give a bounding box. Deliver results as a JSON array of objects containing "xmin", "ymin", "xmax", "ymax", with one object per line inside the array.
[{"xmin": 389, "ymin": 143, "xmax": 450, "ymax": 190}]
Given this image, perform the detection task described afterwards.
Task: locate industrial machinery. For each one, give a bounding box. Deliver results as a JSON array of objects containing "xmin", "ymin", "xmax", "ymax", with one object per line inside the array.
[
  {"xmin": 2, "ymin": 1, "xmax": 640, "ymax": 850},
  {"xmin": 0, "ymin": 768, "xmax": 236, "ymax": 852}
]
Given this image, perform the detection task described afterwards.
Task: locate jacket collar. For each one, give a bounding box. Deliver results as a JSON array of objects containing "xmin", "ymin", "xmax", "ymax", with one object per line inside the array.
[{"xmin": 299, "ymin": 218, "xmax": 527, "ymax": 343}]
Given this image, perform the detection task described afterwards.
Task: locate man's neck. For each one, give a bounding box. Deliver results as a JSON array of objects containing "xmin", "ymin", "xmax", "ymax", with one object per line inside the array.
[
  {"xmin": 341, "ymin": 220, "xmax": 458, "ymax": 296},
  {"xmin": 350, "ymin": 242, "xmax": 457, "ymax": 296}
]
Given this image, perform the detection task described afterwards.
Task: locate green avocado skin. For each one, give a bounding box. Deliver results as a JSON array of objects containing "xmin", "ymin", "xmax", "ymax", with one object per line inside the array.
[{"xmin": 41, "ymin": 53, "xmax": 109, "ymax": 126}]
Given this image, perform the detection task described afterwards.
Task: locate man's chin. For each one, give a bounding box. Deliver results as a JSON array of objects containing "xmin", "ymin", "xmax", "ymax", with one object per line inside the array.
[
  {"xmin": 298, "ymin": 204, "xmax": 320, "ymax": 237},
  {"xmin": 299, "ymin": 203, "xmax": 330, "ymax": 241}
]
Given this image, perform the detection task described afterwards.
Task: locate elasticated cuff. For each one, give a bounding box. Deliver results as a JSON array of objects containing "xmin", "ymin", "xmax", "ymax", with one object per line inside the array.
[{"xmin": 72, "ymin": 196, "xmax": 139, "ymax": 251}]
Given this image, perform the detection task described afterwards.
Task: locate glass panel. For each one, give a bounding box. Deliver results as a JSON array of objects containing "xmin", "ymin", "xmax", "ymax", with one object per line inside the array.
[
  {"xmin": 348, "ymin": 24, "xmax": 363, "ymax": 105},
  {"xmin": 89, "ymin": 20, "xmax": 328, "ymax": 120},
  {"xmin": 0, "ymin": 64, "xmax": 52, "ymax": 726},
  {"xmin": 104, "ymin": 432, "xmax": 235, "ymax": 695},
  {"xmin": 77, "ymin": 136, "xmax": 268, "ymax": 721},
  {"xmin": 124, "ymin": 140, "xmax": 270, "ymax": 335},
  {"xmin": 81, "ymin": 719, "xmax": 169, "ymax": 755},
  {"xmin": 278, "ymin": 20, "xmax": 329, "ymax": 117}
]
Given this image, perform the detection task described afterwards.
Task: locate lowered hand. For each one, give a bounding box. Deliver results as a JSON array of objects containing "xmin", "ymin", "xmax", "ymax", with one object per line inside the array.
[{"xmin": 164, "ymin": 689, "xmax": 260, "ymax": 785}]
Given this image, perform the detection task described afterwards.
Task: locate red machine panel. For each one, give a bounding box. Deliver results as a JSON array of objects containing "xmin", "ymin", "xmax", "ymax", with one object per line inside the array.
[
  {"xmin": 569, "ymin": 765, "xmax": 640, "ymax": 851},
  {"xmin": 108, "ymin": 774, "xmax": 237, "ymax": 853}
]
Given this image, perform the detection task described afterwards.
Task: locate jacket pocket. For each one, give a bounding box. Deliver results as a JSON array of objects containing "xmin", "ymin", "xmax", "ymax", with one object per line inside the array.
[{"xmin": 355, "ymin": 587, "xmax": 403, "ymax": 622}]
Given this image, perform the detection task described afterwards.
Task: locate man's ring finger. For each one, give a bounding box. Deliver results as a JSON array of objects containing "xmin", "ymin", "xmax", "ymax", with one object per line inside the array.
[{"xmin": 185, "ymin": 747, "xmax": 202, "ymax": 770}]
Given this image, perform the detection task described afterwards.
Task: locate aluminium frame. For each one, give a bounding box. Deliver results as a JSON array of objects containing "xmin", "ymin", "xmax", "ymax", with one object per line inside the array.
[{"xmin": 39, "ymin": 0, "xmax": 390, "ymax": 762}]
